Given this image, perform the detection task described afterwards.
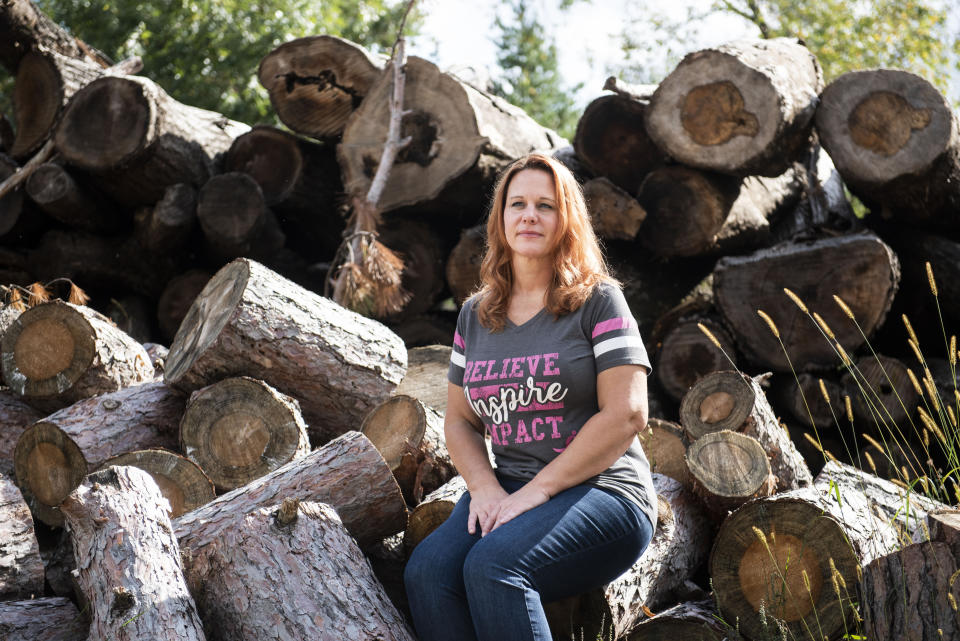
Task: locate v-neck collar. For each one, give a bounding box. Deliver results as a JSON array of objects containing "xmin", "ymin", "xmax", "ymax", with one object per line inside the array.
[{"xmin": 505, "ymin": 306, "xmax": 547, "ymax": 330}]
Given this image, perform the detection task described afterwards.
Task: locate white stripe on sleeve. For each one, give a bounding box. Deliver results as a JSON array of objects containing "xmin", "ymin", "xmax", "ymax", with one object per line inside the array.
[
  {"xmin": 593, "ymin": 335, "xmax": 644, "ymax": 358},
  {"xmin": 450, "ymin": 350, "xmax": 466, "ymax": 368}
]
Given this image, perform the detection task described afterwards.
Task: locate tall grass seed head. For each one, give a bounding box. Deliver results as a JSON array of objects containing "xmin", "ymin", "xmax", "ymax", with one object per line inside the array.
[
  {"xmin": 783, "ymin": 287, "xmax": 809, "ymax": 314},
  {"xmin": 836, "ymin": 342, "xmax": 852, "ymax": 366},
  {"xmin": 813, "ymin": 312, "xmax": 835, "ymax": 340},
  {"xmin": 757, "ymin": 309, "xmax": 780, "ymax": 338},
  {"xmin": 908, "ymin": 368, "xmax": 924, "ymax": 396},
  {"xmin": 926, "ymin": 261, "xmax": 938, "ymax": 297},
  {"xmin": 833, "ymin": 294, "xmax": 855, "ymax": 320},
  {"xmin": 844, "ymin": 395, "xmax": 853, "ymax": 423},
  {"xmin": 903, "ymin": 314, "xmax": 919, "ymax": 346},
  {"xmin": 908, "ymin": 338, "xmax": 924, "ymax": 365},
  {"xmin": 818, "ymin": 378, "xmax": 831, "ymax": 405},
  {"xmin": 697, "ymin": 322, "xmax": 724, "ymax": 350}
]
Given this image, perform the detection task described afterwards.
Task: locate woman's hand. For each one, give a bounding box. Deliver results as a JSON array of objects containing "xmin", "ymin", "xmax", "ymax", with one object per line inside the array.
[
  {"xmin": 489, "ymin": 482, "xmax": 551, "ymax": 533},
  {"xmin": 467, "ymin": 483, "xmax": 509, "ymax": 537}
]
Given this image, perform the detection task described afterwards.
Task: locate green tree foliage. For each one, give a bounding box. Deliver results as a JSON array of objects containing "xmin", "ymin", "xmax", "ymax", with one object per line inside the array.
[
  {"xmin": 33, "ymin": 0, "xmax": 420, "ymax": 125},
  {"xmin": 613, "ymin": 0, "xmax": 960, "ymax": 101},
  {"xmin": 491, "ymin": 0, "xmax": 581, "ymax": 139}
]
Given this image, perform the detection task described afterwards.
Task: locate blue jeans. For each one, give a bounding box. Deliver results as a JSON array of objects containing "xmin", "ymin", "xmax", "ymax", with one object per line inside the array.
[{"xmin": 403, "ymin": 476, "xmax": 654, "ymax": 641}]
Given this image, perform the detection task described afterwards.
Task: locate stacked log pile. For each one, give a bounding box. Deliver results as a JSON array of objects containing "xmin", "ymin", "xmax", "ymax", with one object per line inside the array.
[{"xmin": 1, "ymin": 2, "xmax": 959, "ymax": 638}]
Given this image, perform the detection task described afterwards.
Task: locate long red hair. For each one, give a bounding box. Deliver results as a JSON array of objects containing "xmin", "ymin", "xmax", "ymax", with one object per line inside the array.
[{"xmin": 475, "ymin": 153, "xmax": 616, "ymax": 331}]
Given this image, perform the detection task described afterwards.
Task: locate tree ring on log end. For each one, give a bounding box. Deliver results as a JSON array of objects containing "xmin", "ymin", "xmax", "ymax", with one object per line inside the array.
[
  {"xmin": 12, "ymin": 52, "xmax": 62, "ymax": 159},
  {"xmin": 679, "ymin": 370, "xmax": 754, "ymax": 439},
  {"xmin": 2, "ymin": 302, "xmax": 95, "ymax": 399},
  {"xmin": 14, "ymin": 422, "xmax": 86, "ymax": 509},
  {"xmin": 681, "ymin": 81, "xmax": 759, "ymax": 146},
  {"xmin": 658, "ymin": 320, "xmax": 736, "ymax": 401},
  {"xmin": 711, "ymin": 496, "xmax": 857, "ymax": 640},
  {"xmin": 687, "ymin": 431, "xmax": 770, "ymax": 497},
  {"xmin": 847, "ymin": 91, "xmax": 931, "ymax": 158},
  {"xmin": 224, "ymin": 127, "xmax": 304, "ymax": 205},
  {"xmin": 55, "ymin": 76, "xmax": 154, "ymax": 170},
  {"xmin": 739, "ymin": 532, "xmax": 823, "ymax": 621},
  {"xmin": 360, "ymin": 395, "xmax": 427, "ymax": 470},
  {"xmin": 101, "ymin": 449, "xmax": 215, "ymax": 518},
  {"xmin": 180, "ymin": 377, "xmax": 306, "ymax": 490},
  {"xmin": 165, "ymin": 260, "xmax": 250, "ymax": 386}
]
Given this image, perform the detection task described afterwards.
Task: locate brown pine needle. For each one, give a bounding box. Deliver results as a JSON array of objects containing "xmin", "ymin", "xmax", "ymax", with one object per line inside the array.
[
  {"xmin": 27, "ymin": 282, "xmax": 51, "ymax": 306},
  {"xmin": 68, "ymin": 282, "xmax": 90, "ymax": 306},
  {"xmin": 8, "ymin": 288, "xmax": 25, "ymax": 312}
]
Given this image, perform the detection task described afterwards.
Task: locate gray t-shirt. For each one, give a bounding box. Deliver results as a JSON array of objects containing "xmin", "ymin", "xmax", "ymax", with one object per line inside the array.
[{"xmin": 447, "ymin": 282, "xmax": 657, "ymax": 530}]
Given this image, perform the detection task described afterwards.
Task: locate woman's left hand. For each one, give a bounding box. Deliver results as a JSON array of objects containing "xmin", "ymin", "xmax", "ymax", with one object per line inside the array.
[{"xmin": 489, "ymin": 482, "xmax": 551, "ymax": 532}]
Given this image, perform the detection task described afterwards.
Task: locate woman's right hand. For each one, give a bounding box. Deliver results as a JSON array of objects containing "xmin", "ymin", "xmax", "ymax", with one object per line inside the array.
[{"xmin": 467, "ymin": 482, "xmax": 509, "ymax": 537}]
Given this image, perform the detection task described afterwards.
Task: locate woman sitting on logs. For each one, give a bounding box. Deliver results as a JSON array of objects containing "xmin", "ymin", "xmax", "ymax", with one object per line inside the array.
[{"xmin": 404, "ymin": 153, "xmax": 657, "ymax": 641}]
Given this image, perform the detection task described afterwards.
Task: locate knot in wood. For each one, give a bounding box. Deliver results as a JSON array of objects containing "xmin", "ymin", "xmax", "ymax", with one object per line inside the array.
[
  {"xmin": 102, "ymin": 398, "xmax": 121, "ymax": 410},
  {"xmin": 110, "ymin": 586, "xmax": 136, "ymax": 619},
  {"xmin": 274, "ymin": 498, "xmax": 300, "ymax": 528}
]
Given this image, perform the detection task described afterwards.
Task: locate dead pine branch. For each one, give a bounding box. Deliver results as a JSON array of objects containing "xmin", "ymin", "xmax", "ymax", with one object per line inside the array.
[{"xmin": 328, "ymin": 1, "xmax": 416, "ymax": 318}]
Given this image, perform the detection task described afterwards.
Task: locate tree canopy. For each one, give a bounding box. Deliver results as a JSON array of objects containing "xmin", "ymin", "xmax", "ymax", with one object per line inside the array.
[
  {"xmin": 33, "ymin": 0, "xmax": 421, "ymax": 125},
  {"xmin": 613, "ymin": 0, "xmax": 960, "ymax": 102}
]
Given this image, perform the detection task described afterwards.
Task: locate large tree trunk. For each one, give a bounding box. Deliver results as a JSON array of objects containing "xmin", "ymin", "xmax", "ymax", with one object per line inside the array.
[
  {"xmin": 0, "ymin": 0, "xmax": 93, "ymax": 72},
  {"xmin": 361, "ymin": 394, "xmax": 455, "ymax": 505},
  {"xmin": 179, "ymin": 376, "xmax": 310, "ymax": 492},
  {"xmin": 624, "ymin": 599, "xmax": 729, "ymax": 641},
  {"xmin": 258, "ymin": 35, "xmax": 385, "ymax": 140},
  {"xmin": 2, "ymin": 300, "xmax": 155, "ymax": 411},
  {"xmin": 100, "ymin": 449, "xmax": 215, "ymax": 519},
  {"xmin": 13, "ymin": 381, "xmax": 185, "ymax": 526},
  {"xmin": 710, "ymin": 484, "xmax": 900, "ymax": 641},
  {"xmin": 815, "ymin": 69, "xmax": 960, "ymax": 230},
  {"xmin": 686, "ymin": 430, "xmax": 774, "ymax": 519},
  {"xmin": 0, "ymin": 596, "xmax": 87, "ymax": 641},
  {"xmin": 60, "ymin": 466, "xmax": 206, "ymax": 641},
  {"xmin": 54, "ymin": 74, "xmax": 249, "ymax": 206},
  {"xmin": 712, "ymin": 232, "xmax": 900, "ymax": 372},
  {"xmin": 583, "ymin": 176, "xmax": 648, "ymax": 241},
  {"xmin": 646, "ymin": 38, "xmax": 822, "ymax": 177},
  {"xmin": 163, "ymin": 258, "xmax": 407, "ymax": 445},
  {"xmin": 186, "ymin": 500, "xmax": 416, "ymax": 641},
  {"xmin": 395, "ymin": 344, "xmax": 452, "ymax": 415},
  {"xmin": 11, "ymin": 49, "xmax": 107, "ymax": 159},
  {"xmin": 339, "ymin": 55, "xmax": 564, "ymax": 217},
  {"xmin": 573, "ymin": 92, "xmax": 667, "ymax": 193},
  {"xmin": 24, "ymin": 162, "xmax": 121, "ymax": 232},
  {"xmin": 196, "ymin": 172, "xmax": 286, "ymax": 261},
  {"xmin": 680, "ymin": 371, "xmax": 812, "ymax": 490},
  {"xmin": 545, "ymin": 474, "xmax": 712, "ymax": 640},
  {"xmin": 860, "ymin": 541, "xmax": 960, "ymax": 641},
  {"xmin": 0, "ymin": 389, "xmax": 44, "ymax": 478},
  {"xmin": 0, "ymin": 474, "xmax": 45, "ymax": 599},
  {"xmin": 174, "ymin": 430, "xmax": 407, "ymax": 550}
]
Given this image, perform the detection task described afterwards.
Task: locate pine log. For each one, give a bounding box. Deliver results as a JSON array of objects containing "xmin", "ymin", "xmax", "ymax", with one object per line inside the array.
[
  {"xmin": 13, "ymin": 381, "xmax": 185, "ymax": 526},
  {"xmin": 174, "ymin": 430, "xmax": 407, "ymax": 550},
  {"xmin": 624, "ymin": 599, "xmax": 729, "ymax": 641},
  {"xmin": 686, "ymin": 430, "xmax": 774, "ymax": 518},
  {"xmin": 573, "ymin": 92, "xmax": 667, "ymax": 193},
  {"xmin": 0, "ymin": 0, "xmax": 93, "ymax": 72},
  {"xmin": 54, "ymin": 74, "xmax": 249, "ymax": 206},
  {"xmin": 860, "ymin": 541, "xmax": 960, "ymax": 641},
  {"xmin": 403, "ymin": 474, "xmax": 467, "ymax": 553},
  {"xmin": 814, "ymin": 459, "xmax": 946, "ymax": 543},
  {"xmin": 157, "ymin": 270, "xmax": 211, "ymax": 344},
  {"xmin": 0, "ymin": 596, "xmax": 87, "ymax": 641},
  {"xmin": 545, "ymin": 474, "xmax": 712, "ymax": 640},
  {"xmin": 0, "ymin": 388, "xmax": 45, "ymax": 478},
  {"xmin": 28, "ymin": 229, "xmax": 185, "ymax": 297},
  {"xmin": 582, "ymin": 176, "xmax": 647, "ymax": 241},
  {"xmin": 133, "ymin": 182, "xmax": 197, "ymax": 256},
  {"xmin": 185, "ymin": 500, "xmax": 416, "ymax": 641},
  {"xmin": 163, "ymin": 258, "xmax": 407, "ymax": 444},
  {"xmin": 680, "ymin": 371, "xmax": 812, "ymax": 490},
  {"xmin": 339, "ymin": 55, "xmax": 564, "ymax": 215},
  {"xmin": 361, "ymin": 394, "xmax": 455, "ymax": 505},
  {"xmin": 11, "ymin": 49, "xmax": 107, "ymax": 159},
  {"xmin": 929, "ymin": 508, "xmax": 960, "ymax": 555},
  {"xmin": 710, "ymin": 484, "xmax": 900, "ymax": 641},
  {"xmin": 25, "ymin": 162, "xmax": 121, "ymax": 232},
  {"xmin": 196, "ymin": 172, "xmax": 286, "ymax": 261},
  {"xmin": 60, "ymin": 465, "xmax": 205, "ymax": 640},
  {"xmin": 100, "ymin": 449, "xmax": 215, "ymax": 519},
  {"xmin": 637, "ymin": 417, "xmax": 691, "ymax": 490},
  {"xmin": 0, "ymin": 474, "xmax": 45, "ymax": 599},
  {"xmin": 180, "ymin": 376, "xmax": 310, "ymax": 491},
  {"xmin": 258, "ymin": 35, "xmax": 385, "ymax": 140},
  {"xmin": 2, "ymin": 300, "xmax": 155, "ymax": 411},
  {"xmin": 655, "ymin": 314, "xmax": 736, "ymax": 403},
  {"xmin": 395, "ymin": 344, "xmax": 452, "ymax": 414},
  {"xmin": 772, "ymin": 371, "xmax": 842, "ymax": 430},
  {"xmin": 646, "ymin": 38, "xmax": 822, "ymax": 177},
  {"xmin": 445, "ymin": 223, "xmax": 484, "ymax": 306},
  {"xmin": 815, "ymin": 69, "xmax": 960, "ymax": 230},
  {"xmin": 713, "ymin": 232, "xmax": 900, "ymax": 372},
  {"xmin": 842, "ymin": 354, "xmax": 918, "ymax": 427}
]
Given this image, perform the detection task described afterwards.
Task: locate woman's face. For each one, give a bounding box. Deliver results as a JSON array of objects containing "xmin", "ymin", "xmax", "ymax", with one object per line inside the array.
[{"xmin": 503, "ymin": 169, "xmax": 559, "ymax": 262}]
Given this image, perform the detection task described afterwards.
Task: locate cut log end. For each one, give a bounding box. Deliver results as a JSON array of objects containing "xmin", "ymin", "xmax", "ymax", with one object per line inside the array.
[
  {"xmin": 361, "ymin": 394, "xmax": 427, "ymax": 470},
  {"xmin": 13, "ymin": 422, "xmax": 87, "ymax": 525},
  {"xmin": 848, "ymin": 91, "xmax": 932, "ymax": 158},
  {"xmin": 638, "ymin": 418, "xmax": 690, "ymax": 489},
  {"xmin": 11, "ymin": 52, "xmax": 62, "ymax": 158},
  {"xmin": 687, "ymin": 430, "xmax": 772, "ymax": 499},
  {"xmin": 679, "ymin": 370, "xmax": 755, "ymax": 439},
  {"xmin": 100, "ymin": 449, "xmax": 215, "ymax": 518},
  {"xmin": 680, "ymin": 80, "xmax": 760, "ymax": 146}
]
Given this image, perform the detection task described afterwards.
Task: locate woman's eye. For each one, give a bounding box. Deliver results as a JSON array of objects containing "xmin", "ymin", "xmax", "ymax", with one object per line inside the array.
[
  {"xmin": 538, "ymin": 202, "xmax": 553, "ymax": 209},
  {"xmin": 511, "ymin": 201, "xmax": 524, "ymax": 208}
]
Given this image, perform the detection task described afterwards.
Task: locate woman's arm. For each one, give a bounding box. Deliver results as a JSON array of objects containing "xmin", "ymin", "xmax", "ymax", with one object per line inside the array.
[
  {"xmin": 489, "ymin": 364, "xmax": 648, "ymax": 531},
  {"xmin": 444, "ymin": 381, "xmax": 508, "ymax": 536}
]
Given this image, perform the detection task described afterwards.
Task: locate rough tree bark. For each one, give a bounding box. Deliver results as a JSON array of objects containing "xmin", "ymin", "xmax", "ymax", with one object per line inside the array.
[
  {"xmin": 0, "ymin": 0, "xmax": 93, "ymax": 72},
  {"xmin": 646, "ymin": 38, "xmax": 822, "ymax": 177},
  {"xmin": 13, "ymin": 381, "xmax": 185, "ymax": 526},
  {"xmin": 60, "ymin": 466, "xmax": 206, "ymax": 641},
  {"xmin": 0, "ymin": 596, "xmax": 87, "ymax": 641},
  {"xmin": 395, "ymin": 344, "xmax": 453, "ymax": 415},
  {"xmin": 186, "ymin": 500, "xmax": 416, "ymax": 641},
  {"xmin": 0, "ymin": 474, "xmax": 45, "ymax": 599},
  {"xmin": 179, "ymin": 376, "xmax": 310, "ymax": 491},
  {"xmin": 625, "ymin": 599, "xmax": 729, "ymax": 641},
  {"xmin": 163, "ymin": 258, "xmax": 407, "ymax": 445}
]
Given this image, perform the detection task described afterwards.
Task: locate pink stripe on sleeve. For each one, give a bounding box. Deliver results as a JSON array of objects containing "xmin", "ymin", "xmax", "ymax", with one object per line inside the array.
[
  {"xmin": 454, "ymin": 332, "xmax": 465, "ymax": 349},
  {"xmin": 592, "ymin": 317, "xmax": 636, "ymax": 338}
]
